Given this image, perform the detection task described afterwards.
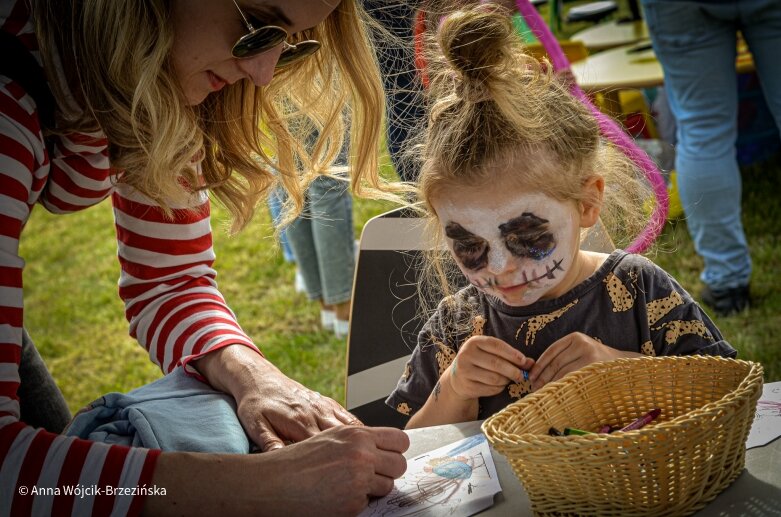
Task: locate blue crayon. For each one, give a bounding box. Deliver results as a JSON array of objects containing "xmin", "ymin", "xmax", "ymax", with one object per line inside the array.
[{"xmin": 522, "ymin": 370, "xmax": 529, "ymax": 381}]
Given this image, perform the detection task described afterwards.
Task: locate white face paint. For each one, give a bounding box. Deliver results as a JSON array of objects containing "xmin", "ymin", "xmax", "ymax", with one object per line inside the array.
[{"xmin": 432, "ymin": 182, "xmax": 582, "ymax": 307}]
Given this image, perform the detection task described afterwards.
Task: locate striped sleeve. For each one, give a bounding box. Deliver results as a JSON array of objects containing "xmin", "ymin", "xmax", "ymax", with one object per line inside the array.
[
  {"xmin": 37, "ymin": 130, "xmax": 114, "ymax": 214},
  {"xmin": 0, "ymin": 79, "xmax": 160, "ymax": 516},
  {"xmin": 112, "ymin": 183, "xmax": 260, "ymax": 376}
]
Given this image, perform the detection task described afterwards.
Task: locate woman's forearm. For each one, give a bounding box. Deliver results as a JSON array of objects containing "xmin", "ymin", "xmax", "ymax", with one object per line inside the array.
[{"xmin": 192, "ymin": 343, "xmax": 275, "ymax": 398}]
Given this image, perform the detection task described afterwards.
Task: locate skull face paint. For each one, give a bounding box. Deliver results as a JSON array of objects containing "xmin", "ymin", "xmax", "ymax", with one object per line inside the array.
[{"xmin": 432, "ymin": 185, "xmax": 582, "ymax": 307}]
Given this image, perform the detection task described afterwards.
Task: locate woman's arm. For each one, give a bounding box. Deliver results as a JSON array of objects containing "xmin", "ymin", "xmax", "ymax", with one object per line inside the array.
[
  {"xmin": 111, "ymin": 185, "xmax": 359, "ymax": 450},
  {"xmin": 0, "ymin": 80, "xmax": 161, "ymax": 516},
  {"xmin": 145, "ymin": 426, "xmax": 409, "ymax": 517}
]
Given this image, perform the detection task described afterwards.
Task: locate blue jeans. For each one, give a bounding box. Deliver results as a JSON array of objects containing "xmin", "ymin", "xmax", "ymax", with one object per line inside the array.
[
  {"xmin": 285, "ymin": 175, "xmax": 355, "ymax": 305},
  {"xmin": 363, "ymin": 0, "xmax": 424, "ymax": 182},
  {"xmin": 642, "ymin": 0, "xmax": 781, "ymax": 290},
  {"xmin": 268, "ymin": 188, "xmax": 295, "ymax": 263}
]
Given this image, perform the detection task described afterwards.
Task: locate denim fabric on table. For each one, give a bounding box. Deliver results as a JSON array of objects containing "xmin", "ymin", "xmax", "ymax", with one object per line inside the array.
[
  {"xmin": 641, "ymin": 0, "xmax": 781, "ymax": 290},
  {"xmin": 65, "ymin": 367, "xmax": 250, "ymax": 453},
  {"xmin": 285, "ymin": 174, "xmax": 356, "ymax": 305}
]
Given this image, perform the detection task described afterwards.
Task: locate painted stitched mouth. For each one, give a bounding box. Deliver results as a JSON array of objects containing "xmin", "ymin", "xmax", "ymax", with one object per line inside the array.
[{"xmin": 502, "ymin": 258, "xmax": 564, "ymax": 289}]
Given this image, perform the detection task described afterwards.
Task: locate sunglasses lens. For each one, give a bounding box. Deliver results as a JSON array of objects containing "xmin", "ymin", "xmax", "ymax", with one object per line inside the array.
[
  {"xmin": 232, "ymin": 26, "xmax": 287, "ymax": 58},
  {"xmin": 275, "ymin": 41, "xmax": 322, "ymax": 68}
]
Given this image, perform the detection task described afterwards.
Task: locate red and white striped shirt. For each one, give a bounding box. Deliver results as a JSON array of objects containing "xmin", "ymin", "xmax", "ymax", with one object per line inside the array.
[{"xmin": 1, "ymin": 1, "xmax": 259, "ymax": 514}]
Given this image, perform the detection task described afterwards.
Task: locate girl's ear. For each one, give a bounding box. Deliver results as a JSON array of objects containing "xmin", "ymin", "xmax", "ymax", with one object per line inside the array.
[{"xmin": 579, "ymin": 175, "xmax": 605, "ymax": 228}]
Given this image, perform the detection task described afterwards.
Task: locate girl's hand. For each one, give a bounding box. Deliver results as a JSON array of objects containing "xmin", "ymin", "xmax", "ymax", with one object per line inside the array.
[
  {"xmin": 445, "ymin": 336, "xmax": 534, "ymax": 401},
  {"xmin": 529, "ymin": 332, "xmax": 642, "ymax": 390}
]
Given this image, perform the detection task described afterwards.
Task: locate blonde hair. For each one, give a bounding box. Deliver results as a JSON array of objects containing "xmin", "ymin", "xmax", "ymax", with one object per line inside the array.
[
  {"xmin": 416, "ymin": 5, "xmax": 651, "ymax": 315},
  {"xmin": 32, "ymin": 0, "xmax": 406, "ymax": 231}
]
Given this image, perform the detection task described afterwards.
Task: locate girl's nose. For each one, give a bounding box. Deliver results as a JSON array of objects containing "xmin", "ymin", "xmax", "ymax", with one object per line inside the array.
[
  {"xmin": 486, "ymin": 245, "xmax": 515, "ymax": 276},
  {"xmin": 234, "ymin": 45, "xmax": 283, "ymax": 86}
]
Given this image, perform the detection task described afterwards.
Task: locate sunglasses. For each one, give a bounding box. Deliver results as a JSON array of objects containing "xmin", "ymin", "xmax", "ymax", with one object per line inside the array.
[{"xmin": 231, "ymin": 0, "xmax": 321, "ymax": 68}]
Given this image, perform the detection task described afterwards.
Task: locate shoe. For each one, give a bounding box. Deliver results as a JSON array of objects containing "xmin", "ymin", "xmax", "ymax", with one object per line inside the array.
[
  {"xmin": 295, "ymin": 269, "xmax": 306, "ymax": 293},
  {"xmin": 333, "ymin": 318, "xmax": 350, "ymax": 339},
  {"xmin": 320, "ymin": 309, "xmax": 336, "ymax": 331},
  {"xmin": 700, "ymin": 285, "xmax": 750, "ymax": 317}
]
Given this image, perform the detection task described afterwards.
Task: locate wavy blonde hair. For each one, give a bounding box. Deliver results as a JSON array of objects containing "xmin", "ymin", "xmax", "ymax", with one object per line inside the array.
[
  {"xmin": 415, "ymin": 4, "xmax": 651, "ymax": 316},
  {"xmin": 32, "ymin": 0, "xmax": 407, "ymax": 231}
]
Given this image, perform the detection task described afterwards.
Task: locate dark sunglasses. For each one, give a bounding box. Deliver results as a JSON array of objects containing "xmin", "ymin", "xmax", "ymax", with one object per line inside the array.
[{"xmin": 231, "ymin": 0, "xmax": 321, "ymax": 68}]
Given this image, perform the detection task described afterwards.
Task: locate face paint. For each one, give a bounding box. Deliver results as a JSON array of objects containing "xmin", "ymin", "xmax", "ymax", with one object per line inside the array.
[{"xmin": 432, "ymin": 185, "xmax": 582, "ymax": 307}]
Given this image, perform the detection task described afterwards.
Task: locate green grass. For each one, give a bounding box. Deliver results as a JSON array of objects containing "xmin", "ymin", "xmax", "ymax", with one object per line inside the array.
[{"xmin": 21, "ymin": 150, "xmax": 781, "ymax": 414}]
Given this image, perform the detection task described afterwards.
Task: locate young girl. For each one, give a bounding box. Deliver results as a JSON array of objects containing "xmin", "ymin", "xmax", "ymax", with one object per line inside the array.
[{"xmin": 386, "ymin": 5, "xmax": 737, "ymax": 429}]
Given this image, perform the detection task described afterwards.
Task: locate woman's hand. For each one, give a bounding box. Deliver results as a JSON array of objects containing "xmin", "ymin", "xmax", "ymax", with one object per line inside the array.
[
  {"xmin": 446, "ymin": 336, "xmax": 534, "ymax": 401},
  {"xmin": 236, "ymin": 369, "xmax": 361, "ymax": 451},
  {"xmin": 147, "ymin": 426, "xmax": 409, "ymax": 517},
  {"xmin": 529, "ymin": 332, "xmax": 642, "ymax": 390},
  {"xmin": 192, "ymin": 344, "xmax": 361, "ymax": 451}
]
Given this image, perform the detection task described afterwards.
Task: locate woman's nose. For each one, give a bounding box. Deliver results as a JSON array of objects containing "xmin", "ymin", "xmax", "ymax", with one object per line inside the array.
[{"xmin": 234, "ymin": 45, "xmax": 283, "ymax": 86}]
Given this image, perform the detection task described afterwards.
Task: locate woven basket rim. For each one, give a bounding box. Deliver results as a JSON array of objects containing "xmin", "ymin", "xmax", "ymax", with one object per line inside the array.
[{"xmin": 482, "ymin": 356, "xmax": 763, "ymax": 446}]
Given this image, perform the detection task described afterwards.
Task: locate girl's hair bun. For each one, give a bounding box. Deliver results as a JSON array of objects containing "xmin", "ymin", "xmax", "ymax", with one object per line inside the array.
[{"xmin": 437, "ymin": 5, "xmax": 515, "ymax": 92}]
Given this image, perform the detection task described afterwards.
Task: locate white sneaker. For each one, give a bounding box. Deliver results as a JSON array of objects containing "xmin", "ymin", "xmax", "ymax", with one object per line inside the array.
[
  {"xmin": 295, "ymin": 269, "xmax": 306, "ymax": 293},
  {"xmin": 333, "ymin": 318, "xmax": 350, "ymax": 339},
  {"xmin": 321, "ymin": 309, "xmax": 336, "ymax": 330}
]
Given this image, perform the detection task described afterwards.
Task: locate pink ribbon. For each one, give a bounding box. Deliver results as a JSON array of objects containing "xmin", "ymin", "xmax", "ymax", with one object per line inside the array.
[{"xmin": 509, "ymin": 0, "xmax": 668, "ymax": 253}]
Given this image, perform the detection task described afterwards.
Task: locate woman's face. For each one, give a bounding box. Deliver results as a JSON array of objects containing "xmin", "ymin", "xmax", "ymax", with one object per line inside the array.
[
  {"xmin": 431, "ymin": 178, "xmax": 584, "ymax": 307},
  {"xmin": 170, "ymin": 0, "xmax": 339, "ymax": 105}
]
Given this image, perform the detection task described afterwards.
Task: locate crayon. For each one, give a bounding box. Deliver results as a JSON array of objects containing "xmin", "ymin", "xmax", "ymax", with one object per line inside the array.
[
  {"xmin": 619, "ymin": 408, "xmax": 662, "ymax": 432},
  {"xmin": 548, "ymin": 427, "xmax": 562, "ymax": 436},
  {"xmin": 522, "ymin": 370, "xmax": 530, "ymax": 381},
  {"xmin": 597, "ymin": 424, "xmax": 613, "ymax": 434},
  {"xmin": 563, "ymin": 427, "xmax": 593, "ymax": 436}
]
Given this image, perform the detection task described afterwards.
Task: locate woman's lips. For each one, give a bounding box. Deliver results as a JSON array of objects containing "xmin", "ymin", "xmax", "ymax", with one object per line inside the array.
[{"xmin": 207, "ymin": 71, "xmax": 227, "ymax": 91}]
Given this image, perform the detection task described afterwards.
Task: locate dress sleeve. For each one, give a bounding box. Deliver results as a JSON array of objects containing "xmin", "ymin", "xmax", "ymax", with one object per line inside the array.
[
  {"xmin": 1, "ymin": 79, "xmax": 159, "ymax": 517},
  {"xmin": 385, "ymin": 302, "xmax": 458, "ymax": 417},
  {"xmin": 642, "ymin": 264, "xmax": 737, "ymax": 358}
]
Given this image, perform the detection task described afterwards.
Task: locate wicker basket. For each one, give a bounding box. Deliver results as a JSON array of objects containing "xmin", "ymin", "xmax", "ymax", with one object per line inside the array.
[{"xmin": 481, "ymin": 356, "xmax": 764, "ymax": 516}]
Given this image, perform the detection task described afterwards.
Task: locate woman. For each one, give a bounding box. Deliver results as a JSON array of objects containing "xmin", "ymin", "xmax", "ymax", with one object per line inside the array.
[{"xmin": 0, "ymin": 0, "xmax": 407, "ymax": 514}]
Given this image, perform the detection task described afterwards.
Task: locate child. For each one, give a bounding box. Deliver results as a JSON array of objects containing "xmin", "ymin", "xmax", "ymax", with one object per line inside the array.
[{"xmin": 386, "ymin": 5, "xmax": 736, "ymax": 429}]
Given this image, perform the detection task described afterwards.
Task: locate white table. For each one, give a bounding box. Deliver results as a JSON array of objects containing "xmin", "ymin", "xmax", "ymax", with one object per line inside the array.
[
  {"xmin": 571, "ymin": 20, "xmax": 649, "ymax": 51},
  {"xmin": 570, "ymin": 40, "xmax": 756, "ymax": 117},
  {"xmin": 405, "ymin": 420, "xmax": 781, "ymax": 515}
]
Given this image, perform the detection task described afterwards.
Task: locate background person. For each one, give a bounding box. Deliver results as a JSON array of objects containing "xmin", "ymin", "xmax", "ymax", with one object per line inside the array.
[{"xmin": 641, "ymin": 0, "xmax": 781, "ymax": 316}]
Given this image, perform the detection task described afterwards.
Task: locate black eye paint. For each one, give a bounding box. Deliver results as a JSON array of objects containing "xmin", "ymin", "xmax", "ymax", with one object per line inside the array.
[
  {"xmin": 445, "ymin": 222, "xmax": 489, "ymax": 271},
  {"xmin": 499, "ymin": 212, "xmax": 556, "ymax": 261}
]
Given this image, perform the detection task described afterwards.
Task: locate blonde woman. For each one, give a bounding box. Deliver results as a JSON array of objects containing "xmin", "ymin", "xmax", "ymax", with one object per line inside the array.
[{"xmin": 0, "ymin": 0, "xmax": 408, "ymax": 514}]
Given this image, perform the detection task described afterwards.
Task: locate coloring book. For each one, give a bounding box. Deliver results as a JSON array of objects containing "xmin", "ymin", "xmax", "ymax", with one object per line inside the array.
[{"xmin": 360, "ymin": 434, "xmax": 502, "ymax": 517}]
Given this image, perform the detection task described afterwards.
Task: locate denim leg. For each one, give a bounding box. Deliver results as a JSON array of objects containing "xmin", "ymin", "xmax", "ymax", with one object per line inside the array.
[
  {"xmin": 364, "ymin": 0, "xmax": 425, "ymax": 182},
  {"xmin": 307, "ymin": 176, "xmax": 356, "ymax": 306},
  {"xmin": 642, "ymin": 0, "xmax": 750, "ymax": 290},
  {"xmin": 739, "ymin": 0, "xmax": 781, "ymax": 130},
  {"xmin": 268, "ymin": 188, "xmax": 295, "ymax": 263},
  {"xmin": 286, "ymin": 205, "xmax": 323, "ymax": 301}
]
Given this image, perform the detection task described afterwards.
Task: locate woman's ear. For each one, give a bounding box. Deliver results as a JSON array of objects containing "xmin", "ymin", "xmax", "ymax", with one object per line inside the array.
[{"xmin": 579, "ymin": 175, "xmax": 605, "ymax": 228}]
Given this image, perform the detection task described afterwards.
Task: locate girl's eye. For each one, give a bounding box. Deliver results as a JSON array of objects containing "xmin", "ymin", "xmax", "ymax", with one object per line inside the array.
[{"xmin": 527, "ymin": 240, "xmax": 555, "ymax": 261}]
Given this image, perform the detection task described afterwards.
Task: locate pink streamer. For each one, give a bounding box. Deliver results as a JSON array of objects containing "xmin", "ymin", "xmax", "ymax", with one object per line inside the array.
[{"xmin": 507, "ymin": 0, "xmax": 669, "ymax": 253}]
